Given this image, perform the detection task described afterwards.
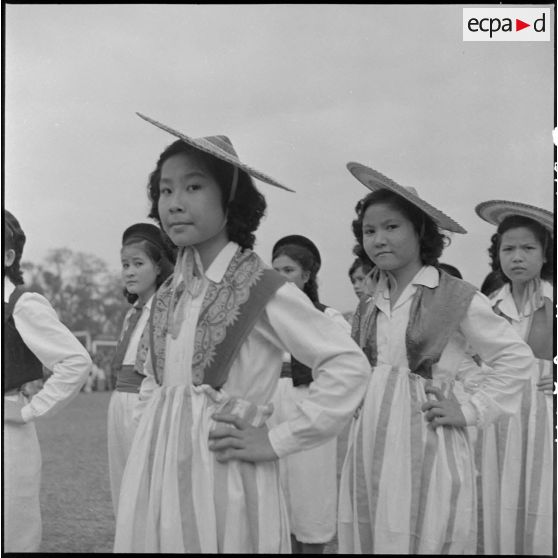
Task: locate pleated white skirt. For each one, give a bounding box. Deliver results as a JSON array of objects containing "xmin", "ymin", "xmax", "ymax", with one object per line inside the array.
[
  {"xmin": 4, "ymin": 393, "xmax": 42, "ymax": 552},
  {"xmin": 107, "ymin": 390, "xmax": 140, "ymax": 516},
  {"xmin": 270, "ymin": 377, "xmax": 338, "ymax": 543}
]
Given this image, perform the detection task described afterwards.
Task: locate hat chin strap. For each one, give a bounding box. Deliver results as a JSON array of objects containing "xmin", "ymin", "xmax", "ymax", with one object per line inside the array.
[
  {"xmin": 216, "ymin": 165, "xmax": 238, "ymax": 235},
  {"xmin": 210, "ymin": 166, "xmax": 238, "ymax": 238},
  {"xmin": 228, "ymin": 166, "xmax": 239, "ymax": 203}
]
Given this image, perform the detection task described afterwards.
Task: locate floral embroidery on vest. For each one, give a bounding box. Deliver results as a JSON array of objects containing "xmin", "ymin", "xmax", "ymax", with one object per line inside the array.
[
  {"xmin": 190, "ymin": 249, "xmax": 265, "ymax": 385},
  {"xmin": 147, "ymin": 248, "xmax": 284, "ymax": 387}
]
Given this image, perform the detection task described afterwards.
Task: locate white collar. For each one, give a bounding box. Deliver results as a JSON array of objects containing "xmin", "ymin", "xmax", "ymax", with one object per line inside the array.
[
  {"xmin": 375, "ymin": 265, "xmax": 438, "ymax": 311},
  {"xmin": 204, "ymin": 241, "xmax": 240, "ymax": 283},
  {"xmin": 4, "ymin": 277, "xmax": 15, "ymax": 303},
  {"xmin": 176, "ymin": 241, "xmax": 240, "ymax": 286},
  {"xmin": 492, "ymin": 279, "xmax": 553, "ymax": 320}
]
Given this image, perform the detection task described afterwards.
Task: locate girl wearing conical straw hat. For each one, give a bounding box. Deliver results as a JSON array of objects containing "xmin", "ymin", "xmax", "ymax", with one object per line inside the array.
[
  {"xmin": 113, "ymin": 114, "xmax": 370, "ymax": 553},
  {"xmin": 336, "ymin": 164, "xmax": 535, "ymax": 554},
  {"xmin": 474, "ymin": 200, "xmax": 554, "ymax": 556}
]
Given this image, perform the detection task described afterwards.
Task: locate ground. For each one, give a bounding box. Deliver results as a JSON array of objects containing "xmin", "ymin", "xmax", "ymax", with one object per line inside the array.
[{"xmin": 35, "ymin": 391, "xmax": 348, "ymax": 553}]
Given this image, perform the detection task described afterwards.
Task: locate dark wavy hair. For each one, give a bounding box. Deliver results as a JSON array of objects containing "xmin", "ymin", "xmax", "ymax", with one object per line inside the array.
[
  {"xmin": 487, "ymin": 215, "xmax": 554, "ymax": 283},
  {"xmin": 147, "ymin": 140, "xmax": 266, "ymax": 250},
  {"xmin": 480, "ymin": 270, "xmax": 506, "ymax": 297},
  {"xmin": 438, "ymin": 262, "xmax": 463, "ymax": 279},
  {"xmin": 272, "ymin": 244, "xmax": 321, "ymax": 306},
  {"xmin": 121, "ymin": 237, "xmax": 176, "ymax": 304},
  {"xmin": 4, "ymin": 210, "xmax": 26, "ymax": 285},
  {"xmin": 351, "ymin": 189, "xmax": 448, "ymax": 267}
]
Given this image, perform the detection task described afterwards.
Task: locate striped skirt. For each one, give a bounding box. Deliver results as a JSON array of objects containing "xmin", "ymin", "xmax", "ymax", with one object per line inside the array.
[
  {"xmin": 476, "ymin": 358, "xmax": 553, "ymax": 555},
  {"xmin": 114, "ymin": 384, "xmax": 291, "ymax": 553},
  {"xmin": 338, "ymin": 364, "xmax": 477, "ymax": 554}
]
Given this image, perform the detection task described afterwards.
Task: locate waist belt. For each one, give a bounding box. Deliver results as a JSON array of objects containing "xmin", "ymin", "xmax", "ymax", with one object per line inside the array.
[{"xmin": 115, "ymin": 364, "xmax": 144, "ymax": 393}]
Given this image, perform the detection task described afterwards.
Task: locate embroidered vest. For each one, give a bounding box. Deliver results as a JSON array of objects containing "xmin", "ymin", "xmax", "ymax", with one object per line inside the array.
[
  {"xmin": 144, "ymin": 248, "xmax": 286, "ymax": 388},
  {"xmin": 493, "ymin": 295, "xmax": 553, "ymax": 361},
  {"xmin": 281, "ymin": 301, "xmax": 328, "ymax": 387},
  {"xmin": 3, "ymin": 286, "xmax": 44, "ymax": 391},
  {"xmin": 352, "ymin": 271, "xmax": 477, "ymax": 379}
]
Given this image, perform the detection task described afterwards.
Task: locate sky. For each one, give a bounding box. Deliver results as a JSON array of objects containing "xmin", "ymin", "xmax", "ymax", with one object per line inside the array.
[{"xmin": 5, "ymin": 3, "xmax": 555, "ymax": 314}]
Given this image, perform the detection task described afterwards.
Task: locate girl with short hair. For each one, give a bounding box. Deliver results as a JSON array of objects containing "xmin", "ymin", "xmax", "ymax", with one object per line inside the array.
[
  {"xmin": 271, "ymin": 234, "xmax": 351, "ymax": 554},
  {"xmin": 107, "ymin": 222, "xmax": 175, "ymax": 515}
]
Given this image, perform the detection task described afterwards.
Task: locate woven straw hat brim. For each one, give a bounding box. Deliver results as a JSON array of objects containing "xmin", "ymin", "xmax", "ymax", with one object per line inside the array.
[
  {"xmin": 137, "ymin": 112, "xmax": 294, "ymax": 192},
  {"xmin": 347, "ymin": 162, "xmax": 467, "ymax": 234},
  {"xmin": 475, "ymin": 200, "xmax": 554, "ymax": 234}
]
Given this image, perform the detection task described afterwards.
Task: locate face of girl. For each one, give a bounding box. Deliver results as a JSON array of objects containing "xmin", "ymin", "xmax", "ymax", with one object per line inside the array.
[
  {"xmin": 157, "ymin": 152, "xmax": 228, "ymax": 256},
  {"xmin": 362, "ymin": 202, "xmax": 422, "ymax": 279},
  {"xmin": 350, "ymin": 266, "xmax": 369, "ymax": 299},
  {"xmin": 121, "ymin": 244, "xmax": 159, "ymax": 301},
  {"xmin": 499, "ymin": 226, "xmax": 545, "ymax": 286},
  {"xmin": 272, "ymin": 254, "xmax": 310, "ymax": 290}
]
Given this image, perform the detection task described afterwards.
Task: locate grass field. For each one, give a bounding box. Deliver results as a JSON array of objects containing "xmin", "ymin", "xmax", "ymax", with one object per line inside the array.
[
  {"xmin": 36, "ymin": 392, "xmax": 115, "ymax": 553},
  {"xmin": 35, "ymin": 391, "xmax": 347, "ymax": 553}
]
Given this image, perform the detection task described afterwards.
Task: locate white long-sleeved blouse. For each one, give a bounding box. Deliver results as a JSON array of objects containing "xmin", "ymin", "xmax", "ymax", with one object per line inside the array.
[
  {"xmin": 4, "ymin": 277, "xmax": 92, "ymax": 422},
  {"xmin": 371, "ymin": 266, "xmax": 535, "ymax": 428}
]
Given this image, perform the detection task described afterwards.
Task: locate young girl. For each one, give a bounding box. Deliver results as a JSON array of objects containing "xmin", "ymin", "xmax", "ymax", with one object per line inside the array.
[
  {"xmin": 270, "ymin": 234, "xmax": 351, "ymax": 554},
  {"xmin": 3, "ymin": 209, "xmax": 92, "ymax": 552},
  {"xmin": 348, "ymin": 257, "xmax": 374, "ymax": 301},
  {"xmin": 107, "ymin": 222, "xmax": 175, "ymax": 515},
  {"xmin": 113, "ymin": 113, "xmax": 370, "ymax": 553},
  {"xmin": 336, "ymin": 164, "xmax": 536, "ymax": 554},
  {"xmin": 474, "ymin": 200, "xmax": 554, "ymax": 556}
]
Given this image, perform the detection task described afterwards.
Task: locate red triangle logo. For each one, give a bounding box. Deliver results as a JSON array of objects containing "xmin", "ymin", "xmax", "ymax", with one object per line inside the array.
[{"xmin": 516, "ymin": 19, "xmax": 530, "ymax": 31}]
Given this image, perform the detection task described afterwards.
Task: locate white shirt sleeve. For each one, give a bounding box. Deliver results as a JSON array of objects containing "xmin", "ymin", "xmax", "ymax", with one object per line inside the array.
[
  {"xmin": 264, "ymin": 284, "xmax": 371, "ymax": 458},
  {"xmin": 457, "ymin": 292, "xmax": 535, "ymax": 428},
  {"xmin": 13, "ymin": 293, "xmax": 92, "ymax": 422},
  {"xmin": 323, "ymin": 306, "xmax": 352, "ymax": 334}
]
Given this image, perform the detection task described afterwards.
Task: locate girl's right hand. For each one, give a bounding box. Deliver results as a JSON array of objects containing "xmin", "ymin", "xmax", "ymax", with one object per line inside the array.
[{"xmin": 422, "ymin": 386, "xmax": 466, "ymax": 429}]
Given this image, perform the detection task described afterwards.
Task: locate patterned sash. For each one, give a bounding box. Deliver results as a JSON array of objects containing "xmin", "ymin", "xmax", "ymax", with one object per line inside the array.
[
  {"xmin": 143, "ymin": 248, "xmax": 286, "ymax": 388},
  {"xmin": 352, "ymin": 270, "xmax": 477, "ymax": 378}
]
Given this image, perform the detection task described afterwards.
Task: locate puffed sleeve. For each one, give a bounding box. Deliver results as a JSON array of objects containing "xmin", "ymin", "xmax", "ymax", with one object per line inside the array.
[
  {"xmin": 457, "ymin": 292, "xmax": 535, "ymax": 428},
  {"xmin": 13, "ymin": 293, "xmax": 92, "ymax": 422},
  {"xmin": 263, "ymin": 283, "xmax": 371, "ymax": 458}
]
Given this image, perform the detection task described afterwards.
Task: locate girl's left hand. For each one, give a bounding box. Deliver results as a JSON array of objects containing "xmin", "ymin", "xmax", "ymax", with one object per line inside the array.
[
  {"xmin": 421, "ymin": 386, "xmax": 466, "ymax": 429},
  {"xmin": 208, "ymin": 413, "xmax": 279, "ymax": 463},
  {"xmin": 536, "ymin": 375, "xmax": 555, "ymax": 395},
  {"xmin": 4, "ymin": 399, "xmax": 26, "ymax": 425}
]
